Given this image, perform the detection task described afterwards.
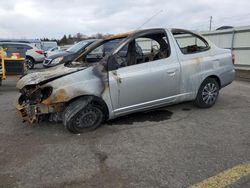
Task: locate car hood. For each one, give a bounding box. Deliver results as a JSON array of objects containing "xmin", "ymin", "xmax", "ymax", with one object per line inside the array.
[
  {"xmin": 17, "ymin": 64, "xmax": 86, "ymax": 89},
  {"xmin": 47, "ymin": 51, "xmax": 72, "ymax": 59}
]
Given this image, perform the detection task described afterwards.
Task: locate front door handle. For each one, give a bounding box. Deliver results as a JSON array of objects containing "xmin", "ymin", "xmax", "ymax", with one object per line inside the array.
[
  {"xmin": 212, "ymin": 59, "xmax": 219, "ymax": 62},
  {"xmin": 167, "ymin": 69, "xmax": 177, "ymax": 76}
]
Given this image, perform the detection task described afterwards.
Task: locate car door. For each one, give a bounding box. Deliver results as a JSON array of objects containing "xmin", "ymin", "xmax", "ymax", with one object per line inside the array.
[{"xmin": 108, "ymin": 30, "xmax": 181, "ymax": 115}]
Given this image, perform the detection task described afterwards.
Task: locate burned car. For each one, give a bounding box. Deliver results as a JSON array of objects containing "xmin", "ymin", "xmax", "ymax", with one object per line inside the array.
[{"xmin": 16, "ymin": 28, "xmax": 235, "ymax": 133}]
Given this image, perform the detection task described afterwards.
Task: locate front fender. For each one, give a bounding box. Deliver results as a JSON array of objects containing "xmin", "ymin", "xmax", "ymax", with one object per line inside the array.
[{"xmin": 42, "ymin": 77, "xmax": 104, "ymax": 105}]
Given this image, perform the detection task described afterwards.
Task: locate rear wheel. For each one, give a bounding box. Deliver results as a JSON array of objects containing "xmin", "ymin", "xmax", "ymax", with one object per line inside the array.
[
  {"xmin": 194, "ymin": 78, "xmax": 219, "ymax": 108},
  {"xmin": 63, "ymin": 98, "xmax": 104, "ymax": 134}
]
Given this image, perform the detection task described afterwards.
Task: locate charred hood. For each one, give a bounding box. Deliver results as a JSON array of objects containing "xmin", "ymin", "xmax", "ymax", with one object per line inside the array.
[{"xmin": 17, "ymin": 65, "xmax": 86, "ymax": 89}]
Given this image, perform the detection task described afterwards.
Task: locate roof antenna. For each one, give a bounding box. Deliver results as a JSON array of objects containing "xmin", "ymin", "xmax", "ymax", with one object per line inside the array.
[{"xmin": 135, "ymin": 10, "xmax": 163, "ymax": 31}]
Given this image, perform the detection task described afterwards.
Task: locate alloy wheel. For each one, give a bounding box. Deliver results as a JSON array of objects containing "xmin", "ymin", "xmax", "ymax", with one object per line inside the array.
[{"xmin": 202, "ymin": 83, "xmax": 218, "ymax": 105}]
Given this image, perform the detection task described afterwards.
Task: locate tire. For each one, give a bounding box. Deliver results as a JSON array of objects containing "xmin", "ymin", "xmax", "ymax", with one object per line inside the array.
[
  {"xmin": 23, "ymin": 61, "xmax": 28, "ymax": 75},
  {"xmin": 194, "ymin": 78, "xmax": 219, "ymax": 108},
  {"xmin": 26, "ymin": 57, "xmax": 35, "ymax": 69},
  {"xmin": 0, "ymin": 77, "xmax": 2, "ymax": 86},
  {"xmin": 63, "ymin": 97, "xmax": 104, "ymax": 134}
]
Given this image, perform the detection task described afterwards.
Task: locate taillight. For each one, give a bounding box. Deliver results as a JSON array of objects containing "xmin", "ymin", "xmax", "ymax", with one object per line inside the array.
[
  {"xmin": 35, "ymin": 50, "xmax": 44, "ymax": 55},
  {"xmin": 232, "ymin": 51, "xmax": 235, "ymax": 65}
]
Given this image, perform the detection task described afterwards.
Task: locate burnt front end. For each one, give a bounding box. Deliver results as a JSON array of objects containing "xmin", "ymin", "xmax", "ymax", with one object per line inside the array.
[{"xmin": 16, "ymin": 85, "xmax": 63, "ymax": 123}]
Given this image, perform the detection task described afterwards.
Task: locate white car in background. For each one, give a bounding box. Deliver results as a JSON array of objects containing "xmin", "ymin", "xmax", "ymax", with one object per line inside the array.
[{"xmin": 25, "ymin": 44, "xmax": 45, "ymax": 69}]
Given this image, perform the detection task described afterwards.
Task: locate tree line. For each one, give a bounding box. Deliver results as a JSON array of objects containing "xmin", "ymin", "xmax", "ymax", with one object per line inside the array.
[{"xmin": 41, "ymin": 32, "xmax": 112, "ymax": 45}]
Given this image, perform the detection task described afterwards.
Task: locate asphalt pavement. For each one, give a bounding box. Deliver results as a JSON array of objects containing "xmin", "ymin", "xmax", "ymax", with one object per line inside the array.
[{"xmin": 0, "ymin": 72, "xmax": 249, "ymax": 188}]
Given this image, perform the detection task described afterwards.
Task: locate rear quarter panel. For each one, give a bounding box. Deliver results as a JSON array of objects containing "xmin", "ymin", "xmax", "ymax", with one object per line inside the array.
[
  {"xmin": 203, "ymin": 45, "xmax": 235, "ymax": 88},
  {"xmin": 169, "ymin": 31, "xmax": 235, "ymax": 101}
]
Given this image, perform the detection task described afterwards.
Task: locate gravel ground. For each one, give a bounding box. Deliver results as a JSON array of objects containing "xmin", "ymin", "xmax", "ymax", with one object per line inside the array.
[{"xmin": 0, "ymin": 74, "xmax": 250, "ymax": 188}]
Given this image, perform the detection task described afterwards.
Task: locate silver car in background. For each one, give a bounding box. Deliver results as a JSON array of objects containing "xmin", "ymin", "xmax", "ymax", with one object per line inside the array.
[{"xmin": 16, "ymin": 28, "xmax": 235, "ymax": 134}]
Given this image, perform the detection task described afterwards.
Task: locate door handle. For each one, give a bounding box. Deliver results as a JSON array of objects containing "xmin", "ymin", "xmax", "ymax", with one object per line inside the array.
[{"xmin": 167, "ymin": 69, "xmax": 177, "ymax": 76}]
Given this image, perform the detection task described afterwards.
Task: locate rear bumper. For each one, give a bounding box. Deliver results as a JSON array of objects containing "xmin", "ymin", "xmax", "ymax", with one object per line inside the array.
[{"xmin": 221, "ymin": 69, "xmax": 235, "ymax": 88}]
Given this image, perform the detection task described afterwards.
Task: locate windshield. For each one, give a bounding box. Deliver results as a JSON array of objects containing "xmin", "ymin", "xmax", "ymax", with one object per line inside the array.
[
  {"xmin": 66, "ymin": 41, "xmax": 90, "ymax": 53},
  {"xmin": 67, "ymin": 38, "xmax": 125, "ymax": 68}
]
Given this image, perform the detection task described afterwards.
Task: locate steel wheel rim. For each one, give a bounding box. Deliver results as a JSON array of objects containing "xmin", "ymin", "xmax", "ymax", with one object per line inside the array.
[
  {"xmin": 75, "ymin": 108, "xmax": 99, "ymax": 129},
  {"xmin": 202, "ymin": 83, "xmax": 218, "ymax": 104}
]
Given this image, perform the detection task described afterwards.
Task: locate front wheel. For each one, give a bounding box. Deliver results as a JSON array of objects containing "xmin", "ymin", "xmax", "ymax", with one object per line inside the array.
[
  {"xmin": 63, "ymin": 98, "xmax": 104, "ymax": 134},
  {"xmin": 194, "ymin": 78, "xmax": 219, "ymax": 108}
]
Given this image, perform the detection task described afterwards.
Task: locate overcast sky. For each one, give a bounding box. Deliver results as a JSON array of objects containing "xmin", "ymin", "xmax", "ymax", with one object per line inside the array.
[{"xmin": 0, "ymin": 0, "xmax": 250, "ymax": 39}]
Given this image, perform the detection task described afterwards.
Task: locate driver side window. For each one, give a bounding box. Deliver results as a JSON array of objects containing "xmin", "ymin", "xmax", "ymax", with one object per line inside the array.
[{"xmin": 113, "ymin": 32, "xmax": 170, "ymax": 68}]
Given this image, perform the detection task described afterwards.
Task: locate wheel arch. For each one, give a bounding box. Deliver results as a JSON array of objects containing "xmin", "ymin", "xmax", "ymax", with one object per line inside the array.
[
  {"xmin": 26, "ymin": 55, "xmax": 35, "ymax": 62},
  {"xmin": 194, "ymin": 74, "xmax": 221, "ymax": 99},
  {"xmin": 202, "ymin": 75, "xmax": 221, "ymax": 89},
  {"xmin": 206, "ymin": 75, "xmax": 221, "ymax": 89},
  {"xmin": 65, "ymin": 95, "xmax": 109, "ymax": 120}
]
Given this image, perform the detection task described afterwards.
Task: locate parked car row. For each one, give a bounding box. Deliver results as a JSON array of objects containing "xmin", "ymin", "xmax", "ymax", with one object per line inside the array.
[
  {"xmin": 16, "ymin": 28, "xmax": 235, "ymax": 134},
  {"xmin": 1, "ymin": 38, "xmax": 124, "ymax": 70}
]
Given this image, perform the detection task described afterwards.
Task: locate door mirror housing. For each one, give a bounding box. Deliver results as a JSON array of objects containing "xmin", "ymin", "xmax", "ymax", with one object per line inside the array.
[{"xmin": 106, "ymin": 55, "xmax": 120, "ymax": 71}]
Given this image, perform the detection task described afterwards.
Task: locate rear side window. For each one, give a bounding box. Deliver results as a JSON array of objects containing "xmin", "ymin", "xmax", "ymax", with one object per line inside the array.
[{"xmin": 172, "ymin": 30, "xmax": 209, "ymax": 54}]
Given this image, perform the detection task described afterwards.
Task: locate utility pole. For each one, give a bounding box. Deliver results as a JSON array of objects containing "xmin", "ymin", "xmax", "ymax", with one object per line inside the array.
[{"xmin": 209, "ymin": 16, "xmax": 213, "ymax": 31}]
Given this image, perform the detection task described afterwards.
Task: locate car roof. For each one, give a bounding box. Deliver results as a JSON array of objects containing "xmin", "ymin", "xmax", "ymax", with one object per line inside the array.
[
  {"xmin": 103, "ymin": 28, "xmax": 167, "ymax": 40},
  {"xmin": 0, "ymin": 42, "xmax": 34, "ymax": 46},
  {"xmin": 103, "ymin": 28, "xmax": 203, "ymax": 40}
]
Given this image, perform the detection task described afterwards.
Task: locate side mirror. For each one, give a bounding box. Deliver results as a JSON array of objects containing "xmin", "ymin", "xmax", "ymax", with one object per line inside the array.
[{"xmin": 106, "ymin": 55, "xmax": 120, "ymax": 71}]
